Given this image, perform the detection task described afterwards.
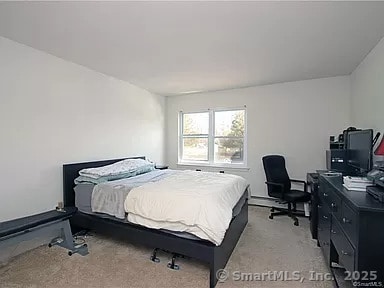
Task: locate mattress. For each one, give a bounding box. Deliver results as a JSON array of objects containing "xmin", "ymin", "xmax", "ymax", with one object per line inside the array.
[
  {"xmin": 75, "ymin": 183, "xmax": 246, "ymax": 220},
  {"xmin": 74, "ymin": 170, "xmax": 175, "ymax": 218},
  {"xmin": 74, "ymin": 183, "xmax": 94, "ymax": 214},
  {"xmin": 74, "ymin": 179, "xmax": 248, "ymax": 242},
  {"xmin": 125, "ymin": 170, "xmax": 248, "ymax": 245}
]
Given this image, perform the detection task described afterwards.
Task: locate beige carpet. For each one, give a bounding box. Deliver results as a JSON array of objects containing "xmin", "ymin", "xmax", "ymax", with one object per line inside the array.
[{"xmin": 0, "ymin": 207, "xmax": 333, "ymax": 288}]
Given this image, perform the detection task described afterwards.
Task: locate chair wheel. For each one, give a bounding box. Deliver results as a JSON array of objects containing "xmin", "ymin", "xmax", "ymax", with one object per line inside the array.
[
  {"xmin": 48, "ymin": 243, "xmax": 52, "ymax": 248},
  {"xmin": 84, "ymin": 244, "xmax": 88, "ymax": 247},
  {"xmin": 269, "ymin": 215, "xmax": 273, "ymax": 219},
  {"xmin": 294, "ymin": 221, "xmax": 299, "ymax": 226},
  {"xmin": 68, "ymin": 251, "xmax": 73, "ymax": 256}
]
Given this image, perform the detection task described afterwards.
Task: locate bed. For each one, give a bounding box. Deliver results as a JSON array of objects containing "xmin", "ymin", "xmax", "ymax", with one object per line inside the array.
[{"xmin": 63, "ymin": 156, "xmax": 249, "ymax": 288}]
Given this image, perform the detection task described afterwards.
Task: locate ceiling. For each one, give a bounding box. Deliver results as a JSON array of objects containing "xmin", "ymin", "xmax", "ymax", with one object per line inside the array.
[{"xmin": 1, "ymin": 1, "xmax": 384, "ymax": 96}]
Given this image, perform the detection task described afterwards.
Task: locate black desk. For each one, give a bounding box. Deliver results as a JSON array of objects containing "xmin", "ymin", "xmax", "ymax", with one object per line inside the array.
[
  {"xmin": 318, "ymin": 174, "xmax": 384, "ymax": 286},
  {"xmin": 307, "ymin": 172, "xmax": 319, "ymax": 240}
]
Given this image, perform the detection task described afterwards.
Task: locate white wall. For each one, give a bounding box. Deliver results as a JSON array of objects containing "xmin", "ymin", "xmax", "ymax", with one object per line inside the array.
[
  {"xmin": 351, "ymin": 37, "xmax": 384, "ymax": 135},
  {"xmin": 166, "ymin": 76, "xmax": 351, "ymax": 199},
  {"xmin": 0, "ymin": 37, "xmax": 165, "ymax": 222}
]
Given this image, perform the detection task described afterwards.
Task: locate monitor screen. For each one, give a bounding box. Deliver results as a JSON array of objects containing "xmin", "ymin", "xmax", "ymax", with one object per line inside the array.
[{"xmin": 347, "ymin": 129, "xmax": 373, "ymax": 174}]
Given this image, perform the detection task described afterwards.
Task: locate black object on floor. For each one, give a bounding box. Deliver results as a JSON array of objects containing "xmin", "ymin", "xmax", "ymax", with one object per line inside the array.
[
  {"xmin": 167, "ymin": 253, "xmax": 181, "ymax": 270},
  {"xmin": 150, "ymin": 248, "xmax": 160, "ymax": 263}
]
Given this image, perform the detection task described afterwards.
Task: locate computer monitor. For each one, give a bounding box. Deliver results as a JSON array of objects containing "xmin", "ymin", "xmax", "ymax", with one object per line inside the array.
[{"xmin": 347, "ymin": 129, "xmax": 373, "ymax": 176}]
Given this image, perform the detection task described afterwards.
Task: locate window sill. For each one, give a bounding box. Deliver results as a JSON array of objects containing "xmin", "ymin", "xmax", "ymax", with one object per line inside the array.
[{"xmin": 177, "ymin": 162, "xmax": 250, "ymax": 172}]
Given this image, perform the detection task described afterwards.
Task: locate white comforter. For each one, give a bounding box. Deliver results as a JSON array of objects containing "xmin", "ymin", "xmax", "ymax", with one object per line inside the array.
[
  {"xmin": 124, "ymin": 170, "xmax": 248, "ymax": 245},
  {"xmin": 91, "ymin": 170, "xmax": 175, "ymax": 219}
]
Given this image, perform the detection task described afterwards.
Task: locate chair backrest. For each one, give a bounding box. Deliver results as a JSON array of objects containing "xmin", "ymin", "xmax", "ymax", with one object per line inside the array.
[{"xmin": 262, "ymin": 155, "xmax": 291, "ymax": 199}]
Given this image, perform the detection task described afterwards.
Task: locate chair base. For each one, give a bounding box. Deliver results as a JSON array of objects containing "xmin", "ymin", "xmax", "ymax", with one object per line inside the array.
[{"xmin": 269, "ymin": 204, "xmax": 306, "ymax": 226}]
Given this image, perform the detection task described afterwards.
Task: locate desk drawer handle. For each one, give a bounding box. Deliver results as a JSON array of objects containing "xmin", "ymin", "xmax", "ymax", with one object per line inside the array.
[
  {"xmin": 341, "ymin": 250, "xmax": 349, "ymax": 256},
  {"xmin": 318, "ymin": 205, "xmax": 322, "ymax": 209},
  {"xmin": 342, "ymin": 217, "xmax": 351, "ymax": 224},
  {"xmin": 323, "ymin": 215, "xmax": 328, "ymax": 220},
  {"xmin": 323, "ymin": 193, "xmax": 328, "ymax": 197},
  {"xmin": 331, "ymin": 229, "xmax": 337, "ymax": 234},
  {"xmin": 331, "ymin": 203, "xmax": 337, "ymax": 209}
]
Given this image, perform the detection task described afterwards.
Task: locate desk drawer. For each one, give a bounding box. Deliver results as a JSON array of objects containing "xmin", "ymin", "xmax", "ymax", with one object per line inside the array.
[
  {"xmin": 328, "ymin": 189, "xmax": 342, "ymax": 220},
  {"xmin": 320, "ymin": 184, "xmax": 342, "ymax": 218},
  {"xmin": 319, "ymin": 183, "xmax": 331, "ymax": 204},
  {"xmin": 340, "ymin": 203, "xmax": 358, "ymax": 247},
  {"xmin": 331, "ymin": 218, "xmax": 355, "ymax": 273},
  {"xmin": 318, "ymin": 203, "xmax": 331, "ymax": 264}
]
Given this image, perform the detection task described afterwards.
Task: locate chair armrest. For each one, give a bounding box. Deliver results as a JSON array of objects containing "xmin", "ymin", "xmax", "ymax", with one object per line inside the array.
[
  {"xmin": 265, "ymin": 181, "xmax": 285, "ymax": 197},
  {"xmin": 290, "ymin": 179, "xmax": 307, "ymax": 191},
  {"xmin": 265, "ymin": 181, "xmax": 284, "ymax": 188}
]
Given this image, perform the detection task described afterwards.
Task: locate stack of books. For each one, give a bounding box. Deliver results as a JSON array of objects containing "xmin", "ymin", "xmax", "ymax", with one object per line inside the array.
[{"xmin": 343, "ymin": 176, "xmax": 373, "ymax": 191}]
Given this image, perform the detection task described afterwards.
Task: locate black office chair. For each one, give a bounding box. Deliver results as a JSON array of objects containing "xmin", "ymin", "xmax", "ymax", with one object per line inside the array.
[{"xmin": 262, "ymin": 155, "xmax": 311, "ymax": 226}]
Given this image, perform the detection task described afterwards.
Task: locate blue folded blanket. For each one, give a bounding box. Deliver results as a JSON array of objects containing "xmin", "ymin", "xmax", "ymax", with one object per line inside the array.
[{"xmin": 74, "ymin": 162, "xmax": 155, "ymax": 185}]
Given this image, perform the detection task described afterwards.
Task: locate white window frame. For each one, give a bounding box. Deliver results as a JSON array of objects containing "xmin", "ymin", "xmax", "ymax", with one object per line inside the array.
[{"xmin": 178, "ymin": 107, "xmax": 247, "ymax": 168}]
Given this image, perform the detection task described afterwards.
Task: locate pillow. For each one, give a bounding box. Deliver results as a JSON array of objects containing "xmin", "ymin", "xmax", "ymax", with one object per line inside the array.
[
  {"xmin": 75, "ymin": 159, "xmax": 155, "ymax": 184},
  {"xmin": 74, "ymin": 171, "xmax": 137, "ymax": 185},
  {"xmin": 75, "ymin": 175, "xmax": 102, "ymax": 185},
  {"xmin": 79, "ymin": 158, "xmax": 154, "ymax": 179}
]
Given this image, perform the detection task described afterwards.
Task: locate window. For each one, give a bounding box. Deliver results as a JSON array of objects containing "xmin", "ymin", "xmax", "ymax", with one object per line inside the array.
[{"xmin": 179, "ymin": 108, "xmax": 246, "ymax": 167}]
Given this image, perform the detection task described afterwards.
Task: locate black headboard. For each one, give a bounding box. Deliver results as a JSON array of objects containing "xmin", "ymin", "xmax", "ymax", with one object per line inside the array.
[{"xmin": 63, "ymin": 156, "xmax": 146, "ymax": 207}]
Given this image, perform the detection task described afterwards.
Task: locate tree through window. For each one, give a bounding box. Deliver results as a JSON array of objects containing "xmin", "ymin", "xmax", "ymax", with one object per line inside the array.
[{"xmin": 179, "ymin": 108, "xmax": 246, "ymax": 166}]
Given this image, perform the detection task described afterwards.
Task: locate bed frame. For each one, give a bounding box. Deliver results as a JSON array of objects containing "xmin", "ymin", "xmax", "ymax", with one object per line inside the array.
[{"xmin": 63, "ymin": 156, "xmax": 248, "ymax": 288}]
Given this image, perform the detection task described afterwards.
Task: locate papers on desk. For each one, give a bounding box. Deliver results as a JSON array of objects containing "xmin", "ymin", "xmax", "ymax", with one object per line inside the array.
[
  {"xmin": 343, "ymin": 176, "xmax": 373, "ymax": 191},
  {"xmin": 342, "ymin": 184, "xmax": 367, "ymax": 192}
]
